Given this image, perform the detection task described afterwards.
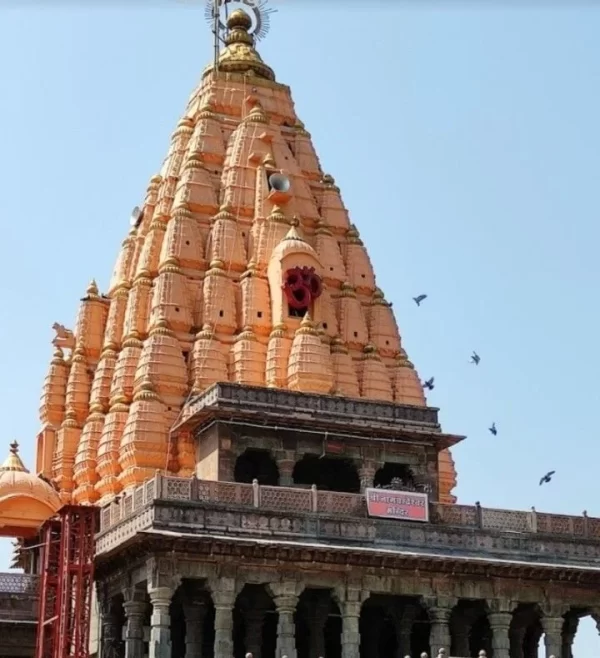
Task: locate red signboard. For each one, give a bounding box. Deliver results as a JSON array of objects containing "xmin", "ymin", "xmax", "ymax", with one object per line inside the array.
[{"xmin": 365, "ymin": 488, "xmax": 429, "ymax": 523}]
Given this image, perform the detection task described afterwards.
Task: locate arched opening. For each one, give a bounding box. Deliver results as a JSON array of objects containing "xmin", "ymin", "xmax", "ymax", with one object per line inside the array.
[
  {"xmin": 565, "ymin": 609, "xmax": 600, "ymax": 658},
  {"xmin": 373, "ymin": 463, "xmax": 416, "ymax": 490},
  {"xmin": 293, "ymin": 454, "xmax": 360, "ymax": 493},
  {"xmin": 511, "ymin": 604, "xmax": 543, "ymax": 658},
  {"xmin": 470, "ymin": 615, "xmax": 492, "ymax": 656},
  {"xmin": 234, "ymin": 449, "xmax": 280, "ymax": 486},
  {"xmin": 360, "ymin": 595, "xmax": 429, "ymax": 658},
  {"xmin": 233, "ymin": 584, "xmax": 278, "ymax": 658},
  {"xmin": 296, "ymin": 588, "xmax": 341, "ymax": 658},
  {"xmin": 450, "ymin": 600, "xmax": 492, "ymax": 657},
  {"xmin": 172, "ymin": 580, "xmax": 215, "ymax": 658}
]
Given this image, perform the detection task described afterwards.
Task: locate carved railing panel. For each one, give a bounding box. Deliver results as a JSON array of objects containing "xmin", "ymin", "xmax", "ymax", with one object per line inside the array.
[
  {"xmin": 0, "ymin": 573, "xmax": 38, "ymax": 622},
  {"xmin": 259, "ymin": 485, "xmax": 312, "ymax": 513},
  {"xmin": 98, "ymin": 474, "xmax": 600, "ymax": 545}
]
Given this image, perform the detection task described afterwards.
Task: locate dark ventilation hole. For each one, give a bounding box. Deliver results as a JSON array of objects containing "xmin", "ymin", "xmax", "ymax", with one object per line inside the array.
[
  {"xmin": 167, "ymin": 406, "xmax": 172, "ymax": 411},
  {"xmin": 353, "ymin": 331, "xmax": 358, "ymax": 338},
  {"xmin": 329, "ymin": 266, "xmax": 334, "ymax": 271},
  {"xmin": 185, "ymin": 240, "xmax": 190, "ymax": 246},
  {"xmin": 257, "ymin": 311, "xmax": 263, "ymax": 318},
  {"xmin": 361, "ymin": 274, "xmax": 366, "ymax": 278},
  {"xmin": 242, "ymin": 232, "xmax": 246, "ymax": 238},
  {"xmin": 182, "ymin": 351, "xmax": 189, "ymax": 360},
  {"xmin": 385, "ymin": 340, "xmax": 390, "ymax": 345},
  {"xmin": 219, "ymin": 310, "xmax": 224, "ymax": 317},
  {"xmin": 175, "ymin": 307, "xmax": 180, "ymax": 312},
  {"xmin": 323, "ymin": 323, "xmax": 328, "ymax": 329}
]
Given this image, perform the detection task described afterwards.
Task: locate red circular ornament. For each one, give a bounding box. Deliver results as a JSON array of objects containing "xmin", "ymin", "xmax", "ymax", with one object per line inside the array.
[{"xmin": 283, "ymin": 266, "xmax": 322, "ymax": 310}]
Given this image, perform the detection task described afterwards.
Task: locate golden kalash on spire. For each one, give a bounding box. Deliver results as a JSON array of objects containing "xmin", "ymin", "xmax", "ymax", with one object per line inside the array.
[{"xmin": 25, "ymin": 3, "xmax": 457, "ymax": 516}]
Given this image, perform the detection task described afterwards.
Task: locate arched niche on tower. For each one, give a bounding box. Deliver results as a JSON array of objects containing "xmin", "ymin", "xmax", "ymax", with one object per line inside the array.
[{"xmin": 267, "ymin": 228, "xmax": 324, "ymax": 328}]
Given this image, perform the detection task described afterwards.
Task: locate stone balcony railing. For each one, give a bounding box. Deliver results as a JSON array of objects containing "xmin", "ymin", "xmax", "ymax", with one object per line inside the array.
[
  {"xmin": 100, "ymin": 474, "xmax": 600, "ymax": 558},
  {"xmin": 0, "ymin": 573, "xmax": 39, "ymax": 622}
]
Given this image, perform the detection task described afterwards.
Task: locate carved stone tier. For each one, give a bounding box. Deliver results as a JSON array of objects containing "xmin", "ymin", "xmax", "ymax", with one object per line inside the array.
[
  {"xmin": 177, "ymin": 382, "xmax": 460, "ymax": 446},
  {"xmin": 96, "ymin": 475, "xmax": 600, "ymax": 583}
]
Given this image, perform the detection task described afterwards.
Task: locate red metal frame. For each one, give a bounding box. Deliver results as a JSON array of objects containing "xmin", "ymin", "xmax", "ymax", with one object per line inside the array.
[{"xmin": 35, "ymin": 506, "xmax": 97, "ymax": 658}]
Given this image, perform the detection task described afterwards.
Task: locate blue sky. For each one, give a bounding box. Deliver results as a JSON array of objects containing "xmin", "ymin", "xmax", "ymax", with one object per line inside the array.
[{"xmin": 1, "ymin": 1, "xmax": 599, "ymax": 655}]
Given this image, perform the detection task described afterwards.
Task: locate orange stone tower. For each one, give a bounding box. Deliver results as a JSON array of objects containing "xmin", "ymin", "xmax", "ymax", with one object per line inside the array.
[
  {"xmin": 3, "ymin": 9, "xmax": 600, "ymax": 658},
  {"xmin": 34, "ymin": 7, "xmax": 457, "ymax": 508}
]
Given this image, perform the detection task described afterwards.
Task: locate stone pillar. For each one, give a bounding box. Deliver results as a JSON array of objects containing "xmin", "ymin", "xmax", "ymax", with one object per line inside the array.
[
  {"xmin": 358, "ymin": 463, "xmax": 375, "ymax": 492},
  {"xmin": 148, "ymin": 586, "xmax": 174, "ymax": 658},
  {"xmin": 274, "ymin": 592, "xmax": 299, "ymax": 658},
  {"xmin": 542, "ymin": 617, "xmax": 563, "ymax": 658},
  {"xmin": 100, "ymin": 597, "xmax": 124, "ymax": 658},
  {"xmin": 213, "ymin": 589, "xmax": 236, "ymax": 658},
  {"xmin": 338, "ymin": 586, "xmax": 368, "ymax": 658},
  {"xmin": 427, "ymin": 606, "xmax": 452, "ymax": 657},
  {"xmin": 397, "ymin": 615, "xmax": 414, "ymax": 658},
  {"xmin": 245, "ymin": 609, "xmax": 266, "ymax": 658},
  {"xmin": 276, "ymin": 451, "xmax": 296, "ymax": 487},
  {"xmin": 123, "ymin": 599, "xmax": 146, "ymax": 658},
  {"xmin": 488, "ymin": 612, "xmax": 512, "ymax": 658},
  {"xmin": 183, "ymin": 601, "xmax": 207, "ymax": 658}
]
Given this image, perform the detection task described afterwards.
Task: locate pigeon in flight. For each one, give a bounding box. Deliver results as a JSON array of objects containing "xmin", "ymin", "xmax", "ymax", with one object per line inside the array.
[
  {"xmin": 413, "ymin": 294, "xmax": 427, "ymax": 306},
  {"xmin": 471, "ymin": 351, "xmax": 481, "ymax": 365},
  {"xmin": 539, "ymin": 470, "xmax": 555, "ymax": 486},
  {"xmin": 489, "ymin": 422, "xmax": 497, "ymax": 436},
  {"xmin": 423, "ymin": 377, "xmax": 435, "ymax": 391}
]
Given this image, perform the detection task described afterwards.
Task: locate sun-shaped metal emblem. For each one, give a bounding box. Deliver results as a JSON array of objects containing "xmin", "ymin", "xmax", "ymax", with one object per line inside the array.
[{"xmin": 204, "ymin": 0, "xmax": 276, "ymax": 42}]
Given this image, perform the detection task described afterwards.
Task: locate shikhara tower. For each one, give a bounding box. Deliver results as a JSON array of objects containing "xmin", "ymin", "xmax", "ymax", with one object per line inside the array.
[
  {"xmin": 1, "ymin": 8, "xmax": 599, "ymax": 658},
  {"xmin": 35, "ymin": 6, "xmax": 456, "ymax": 507}
]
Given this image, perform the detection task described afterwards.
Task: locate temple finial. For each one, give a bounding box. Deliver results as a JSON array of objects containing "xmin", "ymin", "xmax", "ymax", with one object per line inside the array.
[{"xmin": 9, "ymin": 441, "xmax": 18, "ymax": 455}]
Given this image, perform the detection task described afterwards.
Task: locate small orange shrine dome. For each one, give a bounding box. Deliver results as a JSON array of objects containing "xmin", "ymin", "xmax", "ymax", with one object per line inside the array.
[{"xmin": 0, "ymin": 442, "xmax": 62, "ymax": 538}]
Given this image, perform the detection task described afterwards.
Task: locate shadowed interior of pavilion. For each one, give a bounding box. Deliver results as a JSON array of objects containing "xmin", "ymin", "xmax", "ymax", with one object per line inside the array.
[{"xmin": 99, "ymin": 577, "xmax": 592, "ymax": 658}]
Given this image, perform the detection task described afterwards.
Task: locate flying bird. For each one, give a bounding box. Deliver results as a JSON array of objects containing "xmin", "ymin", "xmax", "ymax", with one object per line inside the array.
[
  {"xmin": 489, "ymin": 422, "xmax": 497, "ymax": 436},
  {"xmin": 423, "ymin": 377, "xmax": 435, "ymax": 391},
  {"xmin": 413, "ymin": 294, "xmax": 427, "ymax": 306},
  {"xmin": 539, "ymin": 470, "xmax": 555, "ymax": 486},
  {"xmin": 471, "ymin": 351, "xmax": 481, "ymax": 365}
]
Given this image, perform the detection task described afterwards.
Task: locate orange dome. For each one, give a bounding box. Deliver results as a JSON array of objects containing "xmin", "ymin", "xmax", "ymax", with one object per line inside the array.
[{"xmin": 0, "ymin": 442, "xmax": 62, "ymax": 538}]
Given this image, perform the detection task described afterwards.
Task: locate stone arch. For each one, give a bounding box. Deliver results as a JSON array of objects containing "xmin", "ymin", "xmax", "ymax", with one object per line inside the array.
[
  {"xmin": 292, "ymin": 453, "xmax": 360, "ymax": 493},
  {"xmin": 359, "ymin": 594, "xmax": 430, "ymax": 658},
  {"xmin": 510, "ymin": 603, "xmax": 543, "ymax": 658},
  {"xmin": 171, "ymin": 579, "xmax": 215, "ymax": 658},
  {"xmin": 296, "ymin": 588, "xmax": 342, "ymax": 658},
  {"xmin": 233, "ymin": 583, "xmax": 278, "ymax": 658},
  {"xmin": 234, "ymin": 448, "xmax": 280, "ymax": 486},
  {"xmin": 450, "ymin": 599, "xmax": 492, "ymax": 657},
  {"xmin": 565, "ymin": 607, "xmax": 600, "ymax": 658}
]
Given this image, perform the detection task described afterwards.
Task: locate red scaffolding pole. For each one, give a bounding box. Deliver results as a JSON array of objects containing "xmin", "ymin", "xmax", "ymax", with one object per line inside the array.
[{"xmin": 35, "ymin": 506, "xmax": 97, "ymax": 658}]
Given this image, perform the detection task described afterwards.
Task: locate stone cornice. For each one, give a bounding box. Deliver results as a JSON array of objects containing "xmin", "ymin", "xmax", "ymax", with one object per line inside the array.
[
  {"xmin": 95, "ymin": 496, "xmax": 600, "ymax": 584},
  {"xmin": 174, "ymin": 383, "xmax": 462, "ymax": 448}
]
